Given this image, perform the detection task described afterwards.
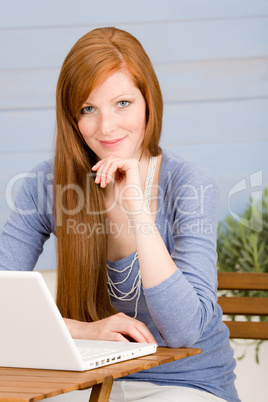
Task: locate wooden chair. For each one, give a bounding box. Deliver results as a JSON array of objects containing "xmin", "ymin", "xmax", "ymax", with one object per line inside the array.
[{"xmin": 217, "ymin": 272, "xmax": 268, "ymax": 339}]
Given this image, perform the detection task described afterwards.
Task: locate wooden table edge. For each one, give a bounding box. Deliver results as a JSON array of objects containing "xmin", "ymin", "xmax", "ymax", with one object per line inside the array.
[{"xmin": 0, "ymin": 347, "xmax": 202, "ymax": 402}]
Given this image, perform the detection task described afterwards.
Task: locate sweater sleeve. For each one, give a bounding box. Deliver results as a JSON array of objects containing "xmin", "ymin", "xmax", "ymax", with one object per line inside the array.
[
  {"xmin": 0, "ymin": 161, "xmax": 54, "ymax": 271},
  {"xmin": 143, "ymin": 161, "xmax": 220, "ymax": 347}
]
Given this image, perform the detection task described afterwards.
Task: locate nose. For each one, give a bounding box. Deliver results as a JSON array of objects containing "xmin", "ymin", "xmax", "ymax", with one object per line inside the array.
[{"xmin": 99, "ymin": 110, "xmax": 117, "ymax": 136}]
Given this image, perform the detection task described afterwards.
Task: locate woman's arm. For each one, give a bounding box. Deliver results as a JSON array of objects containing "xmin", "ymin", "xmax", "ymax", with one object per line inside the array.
[
  {"xmin": 0, "ymin": 161, "xmax": 53, "ymax": 271},
  {"xmin": 136, "ymin": 165, "xmax": 220, "ymax": 347},
  {"xmin": 92, "ymin": 156, "xmax": 220, "ymax": 347}
]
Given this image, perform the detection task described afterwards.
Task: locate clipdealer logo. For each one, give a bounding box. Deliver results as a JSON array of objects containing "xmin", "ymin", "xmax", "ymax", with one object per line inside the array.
[{"xmin": 227, "ymin": 170, "xmax": 263, "ymax": 232}]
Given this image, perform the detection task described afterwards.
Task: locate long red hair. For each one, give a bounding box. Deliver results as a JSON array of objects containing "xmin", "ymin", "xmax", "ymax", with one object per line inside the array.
[{"xmin": 54, "ymin": 27, "xmax": 163, "ymax": 322}]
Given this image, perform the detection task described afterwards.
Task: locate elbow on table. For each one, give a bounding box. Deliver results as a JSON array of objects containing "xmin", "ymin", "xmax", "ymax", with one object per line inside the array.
[
  {"xmin": 163, "ymin": 329, "xmax": 201, "ymax": 348},
  {"xmin": 157, "ymin": 301, "xmax": 213, "ymax": 348}
]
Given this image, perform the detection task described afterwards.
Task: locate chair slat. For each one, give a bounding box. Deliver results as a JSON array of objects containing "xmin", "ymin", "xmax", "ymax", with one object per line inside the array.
[
  {"xmin": 218, "ymin": 272, "xmax": 268, "ymax": 290},
  {"xmin": 217, "ymin": 272, "xmax": 268, "ymax": 340},
  {"xmin": 224, "ymin": 321, "xmax": 268, "ymax": 340},
  {"xmin": 218, "ymin": 296, "xmax": 268, "ymax": 315}
]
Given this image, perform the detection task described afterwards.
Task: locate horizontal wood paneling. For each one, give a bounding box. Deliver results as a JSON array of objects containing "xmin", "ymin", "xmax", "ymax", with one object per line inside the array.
[
  {"xmin": 223, "ymin": 320, "xmax": 268, "ymax": 340},
  {"xmin": 162, "ymin": 99, "xmax": 268, "ymax": 146},
  {"xmin": 1, "ymin": 19, "xmax": 268, "ymax": 70},
  {"xmin": 0, "ymin": 70, "xmax": 58, "ymax": 110},
  {"xmin": 0, "ymin": 109, "xmax": 55, "ymax": 153},
  {"xmin": 218, "ymin": 296, "xmax": 268, "ymax": 315},
  {"xmin": 0, "ymin": 0, "xmax": 267, "ymax": 28},
  {"xmin": 1, "ymin": 99, "xmax": 267, "ymax": 153},
  {"xmin": 218, "ymin": 272, "xmax": 268, "ymax": 290},
  {"xmin": 1, "ymin": 59, "xmax": 268, "ymax": 110},
  {"xmin": 157, "ymin": 59, "xmax": 268, "ymax": 102},
  {"xmin": 166, "ymin": 141, "xmax": 268, "ymax": 179},
  {"xmin": 164, "ymin": 141, "xmax": 268, "ymax": 219}
]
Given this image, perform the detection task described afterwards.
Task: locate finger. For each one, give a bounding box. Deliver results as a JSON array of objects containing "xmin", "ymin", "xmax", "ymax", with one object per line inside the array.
[
  {"xmin": 91, "ymin": 159, "xmax": 109, "ymax": 186},
  {"xmin": 91, "ymin": 160, "xmax": 103, "ymax": 170},
  {"xmin": 121, "ymin": 326, "xmax": 148, "ymax": 343},
  {"xmin": 114, "ymin": 313, "xmax": 157, "ymax": 344},
  {"xmin": 91, "ymin": 157, "xmax": 117, "ymax": 173},
  {"xmin": 94, "ymin": 164, "xmax": 110, "ymax": 187},
  {"xmin": 98, "ymin": 160, "xmax": 119, "ymax": 187},
  {"xmin": 91, "ymin": 157, "xmax": 113, "ymax": 170},
  {"xmin": 111, "ymin": 333, "xmax": 130, "ymax": 342},
  {"xmin": 93, "ymin": 159, "xmax": 117, "ymax": 187},
  {"xmin": 92, "ymin": 158, "xmax": 138, "ymax": 188},
  {"xmin": 96, "ymin": 330, "xmax": 130, "ymax": 342},
  {"xmin": 96, "ymin": 160, "xmax": 127, "ymax": 188},
  {"xmin": 128, "ymin": 319, "xmax": 157, "ymax": 344},
  {"xmin": 129, "ymin": 324, "xmax": 157, "ymax": 344}
]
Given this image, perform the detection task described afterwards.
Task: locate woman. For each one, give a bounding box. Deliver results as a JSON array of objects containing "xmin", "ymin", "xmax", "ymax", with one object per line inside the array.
[{"xmin": 0, "ymin": 27, "xmax": 240, "ymax": 401}]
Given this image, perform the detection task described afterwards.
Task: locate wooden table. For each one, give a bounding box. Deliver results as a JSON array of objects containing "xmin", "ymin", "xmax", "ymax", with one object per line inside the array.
[{"xmin": 0, "ymin": 347, "xmax": 201, "ymax": 402}]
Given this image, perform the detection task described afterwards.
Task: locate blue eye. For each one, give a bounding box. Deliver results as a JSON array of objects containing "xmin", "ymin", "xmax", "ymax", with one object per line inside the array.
[
  {"xmin": 81, "ymin": 106, "xmax": 94, "ymax": 114},
  {"xmin": 118, "ymin": 101, "xmax": 130, "ymax": 108}
]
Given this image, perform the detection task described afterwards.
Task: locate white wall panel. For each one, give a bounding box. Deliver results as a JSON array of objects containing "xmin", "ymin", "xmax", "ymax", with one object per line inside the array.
[
  {"xmin": 0, "ymin": 70, "xmax": 58, "ymax": 110},
  {"xmin": 1, "ymin": 19, "xmax": 268, "ymax": 70},
  {"xmin": 1, "ymin": 59, "xmax": 268, "ymax": 110},
  {"xmin": 157, "ymin": 59, "xmax": 268, "ymax": 103},
  {"xmin": 0, "ymin": 109, "xmax": 55, "ymax": 152},
  {"xmin": 165, "ymin": 141, "xmax": 268, "ymax": 219},
  {"xmin": 162, "ymin": 99, "xmax": 268, "ymax": 146},
  {"xmin": 0, "ymin": 0, "xmax": 267, "ymax": 28}
]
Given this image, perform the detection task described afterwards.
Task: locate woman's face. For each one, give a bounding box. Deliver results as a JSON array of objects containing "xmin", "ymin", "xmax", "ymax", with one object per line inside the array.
[{"xmin": 78, "ymin": 70, "xmax": 146, "ymax": 161}]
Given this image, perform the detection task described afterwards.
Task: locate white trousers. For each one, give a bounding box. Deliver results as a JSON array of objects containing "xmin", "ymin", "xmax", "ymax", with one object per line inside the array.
[
  {"xmin": 109, "ymin": 381, "xmax": 227, "ymax": 402},
  {"xmin": 45, "ymin": 381, "xmax": 228, "ymax": 402}
]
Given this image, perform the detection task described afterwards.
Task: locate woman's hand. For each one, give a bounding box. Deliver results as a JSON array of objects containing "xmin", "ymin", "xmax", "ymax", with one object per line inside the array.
[
  {"xmin": 64, "ymin": 312, "xmax": 157, "ymax": 344},
  {"xmin": 92, "ymin": 157, "xmax": 145, "ymax": 214}
]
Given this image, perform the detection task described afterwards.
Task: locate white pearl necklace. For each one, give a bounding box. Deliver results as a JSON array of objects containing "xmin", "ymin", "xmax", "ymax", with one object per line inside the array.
[{"xmin": 107, "ymin": 156, "xmax": 157, "ymax": 318}]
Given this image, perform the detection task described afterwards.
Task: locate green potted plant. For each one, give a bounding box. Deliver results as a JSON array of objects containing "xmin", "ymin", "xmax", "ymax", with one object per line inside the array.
[{"xmin": 217, "ymin": 188, "xmax": 268, "ymax": 362}]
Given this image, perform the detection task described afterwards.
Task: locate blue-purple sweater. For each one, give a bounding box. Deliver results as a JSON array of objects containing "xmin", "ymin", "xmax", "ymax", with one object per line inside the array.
[{"xmin": 0, "ymin": 149, "xmax": 240, "ymax": 401}]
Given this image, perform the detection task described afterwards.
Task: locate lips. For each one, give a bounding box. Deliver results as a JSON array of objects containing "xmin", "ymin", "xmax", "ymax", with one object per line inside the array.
[{"xmin": 99, "ymin": 136, "xmax": 126, "ymax": 148}]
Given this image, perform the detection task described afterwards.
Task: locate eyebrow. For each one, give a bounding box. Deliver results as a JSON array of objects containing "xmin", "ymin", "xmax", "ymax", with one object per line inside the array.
[
  {"xmin": 112, "ymin": 93, "xmax": 135, "ymax": 101},
  {"xmin": 83, "ymin": 93, "xmax": 136, "ymax": 106}
]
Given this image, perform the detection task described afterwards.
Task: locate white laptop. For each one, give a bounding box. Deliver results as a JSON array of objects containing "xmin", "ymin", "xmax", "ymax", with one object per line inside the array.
[{"xmin": 0, "ymin": 271, "xmax": 156, "ymax": 371}]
